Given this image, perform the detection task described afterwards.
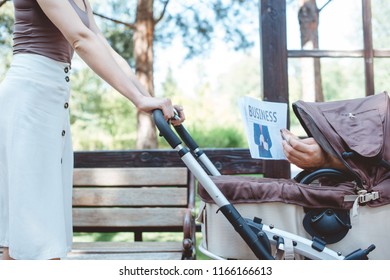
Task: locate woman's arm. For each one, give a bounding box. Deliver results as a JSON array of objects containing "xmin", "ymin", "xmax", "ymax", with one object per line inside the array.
[{"xmin": 36, "ymin": 0, "xmax": 182, "ymax": 122}]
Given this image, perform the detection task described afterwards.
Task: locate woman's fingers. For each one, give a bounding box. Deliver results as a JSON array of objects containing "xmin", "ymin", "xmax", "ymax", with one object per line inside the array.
[
  {"xmin": 171, "ymin": 105, "xmax": 185, "ymax": 126},
  {"xmin": 281, "ymin": 129, "xmax": 327, "ymax": 169}
]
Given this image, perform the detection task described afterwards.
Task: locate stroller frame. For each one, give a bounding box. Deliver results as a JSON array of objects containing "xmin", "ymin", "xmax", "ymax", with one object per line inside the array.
[{"xmin": 153, "ymin": 110, "xmax": 375, "ymax": 260}]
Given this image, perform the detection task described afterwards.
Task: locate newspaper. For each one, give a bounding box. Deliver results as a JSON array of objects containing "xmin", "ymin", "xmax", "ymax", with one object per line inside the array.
[{"xmin": 239, "ymin": 96, "xmax": 288, "ymax": 160}]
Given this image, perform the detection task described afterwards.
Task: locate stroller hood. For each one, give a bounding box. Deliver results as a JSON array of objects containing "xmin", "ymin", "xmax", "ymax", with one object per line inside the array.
[{"xmin": 293, "ymin": 92, "xmax": 390, "ymax": 204}]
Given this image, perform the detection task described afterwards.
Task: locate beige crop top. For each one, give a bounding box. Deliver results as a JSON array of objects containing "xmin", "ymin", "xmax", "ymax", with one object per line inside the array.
[{"xmin": 13, "ymin": 0, "xmax": 90, "ymax": 64}]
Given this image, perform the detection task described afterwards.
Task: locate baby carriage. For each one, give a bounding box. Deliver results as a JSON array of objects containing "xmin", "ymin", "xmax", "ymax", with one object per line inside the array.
[{"xmin": 153, "ymin": 91, "xmax": 390, "ymax": 260}]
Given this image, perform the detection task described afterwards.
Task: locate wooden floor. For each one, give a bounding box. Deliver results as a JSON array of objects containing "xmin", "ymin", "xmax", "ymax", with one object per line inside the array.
[
  {"xmin": 1, "ymin": 242, "xmax": 185, "ymax": 260},
  {"xmin": 67, "ymin": 241, "xmax": 184, "ymax": 260}
]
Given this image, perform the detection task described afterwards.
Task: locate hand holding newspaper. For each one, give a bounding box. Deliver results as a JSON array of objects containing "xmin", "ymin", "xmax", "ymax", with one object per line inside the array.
[{"xmin": 239, "ymin": 96, "xmax": 288, "ymax": 160}]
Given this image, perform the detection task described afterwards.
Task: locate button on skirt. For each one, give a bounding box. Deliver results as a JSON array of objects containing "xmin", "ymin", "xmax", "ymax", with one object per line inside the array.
[{"xmin": 0, "ymin": 54, "xmax": 73, "ymax": 259}]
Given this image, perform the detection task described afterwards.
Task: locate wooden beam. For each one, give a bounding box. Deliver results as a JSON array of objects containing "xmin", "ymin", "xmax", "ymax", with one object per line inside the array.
[
  {"xmin": 260, "ymin": 0, "xmax": 289, "ymax": 104},
  {"xmin": 289, "ymin": 49, "xmax": 390, "ymax": 58},
  {"xmin": 73, "ymin": 208, "xmax": 186, "ymax": 228},
  {"xmin": 73, "ymin": 167, "xmax": 188, "ymax": 186},
  {"xmin": 74, "ymin": 149, "xmax": 267, "ymax": 175},
  {"xmin": 362, "ymin": 0, "xmax": 375, "ymax": 95},
  {"xmin": 373, "ymin": 50, "xmax": 390, "ymax": 57},
  {"xmin": 259, "ymin": 0, "xmax": 290, "ymax": 179},
  {"xmin": 72, "ymin": 187, "xmax": 188, "ymax": 207},
  {"xmin": 288, "ymin": 49, "xmax": 365, "ymax": 58}
]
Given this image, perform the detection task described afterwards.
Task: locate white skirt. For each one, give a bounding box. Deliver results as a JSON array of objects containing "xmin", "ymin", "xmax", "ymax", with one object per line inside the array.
[{"xmin": 0, "ymin": 54, "xmax": 73, "ymax": 259}]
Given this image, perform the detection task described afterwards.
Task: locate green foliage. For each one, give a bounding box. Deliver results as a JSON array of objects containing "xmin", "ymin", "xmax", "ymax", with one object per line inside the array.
[
  {"xmin": 104, "ymin": 27, "xmax": 134, "ymax": 65},
  {"xmin": 287, "ymin": 59, "xmax": 304, "ymax": 134},
  {"xmin": 157, "ymin": 54, "xmax": 254, "ymax": 150},
  {"xmin": 91, "ymin": 0, "xmax": 136, "ymax": 65},
  {"xmin": 0, "ymin": 10, "xmax": 13, "ymax": 45},
  {"xmin": 374, "ymin": 58, "xmax": 390, "ymax": 94},
  {"xmin": 371, "ymin": 0, "xmax": 390, "ymax": 94},
  {"xmin": 321, "ymin": 58, "xmax": 365, "ymax": 100},
  {"xmin": 70, "ymin": 65, "xmax": 138, "ymax": 150},
  {"xmin": 190, "ymin": 126, "xmax": 245, "ymax": 148},
  {"xmin": 372, "ymin": 0, "xmax": 390, "ymax": 49},
  {"xmin": 0, "ymin": 1, "xmax": 13, "ymax": 78},
  {"xmin": 161, "ymin": 67, "xmax": 180, "ymax": 99},
  {"xmin": 158, "ymin": 123, "xmax": 246, "ymax": 149},
  {"xmin": 216, "ymin": 55, "xmax": 262, "ymax": 100},
  {"xmin": 155, "ymin": 0, "xmax": 258, "ymax": 59}
]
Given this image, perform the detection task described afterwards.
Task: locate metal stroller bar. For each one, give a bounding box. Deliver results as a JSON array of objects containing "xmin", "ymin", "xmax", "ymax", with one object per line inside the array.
[
  {"xmin": 154, "ymin": 110, "xmax": 273, "ymax": 260},
  {"xmin": 153, "ymin": 110, "xmax": 375, "ymax": 260},
  {"xmin": 173, "ymin": 123, "xmax": 221, "ymax": 176}
]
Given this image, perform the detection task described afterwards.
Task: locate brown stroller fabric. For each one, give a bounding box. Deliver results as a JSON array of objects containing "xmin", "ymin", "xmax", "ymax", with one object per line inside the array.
[
  {"xmin": 199, "ymin": 92, "xmax": 390, "ymax": 210},
  {"xmin": 198, "ymin": 176, "xmax": 357, "ymax": 210}
]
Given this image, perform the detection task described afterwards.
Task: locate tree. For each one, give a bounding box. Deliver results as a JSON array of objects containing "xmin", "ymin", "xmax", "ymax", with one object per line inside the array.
[
  {"xmin": 161, "ymin": 67, "xmax": 180, "ymax": 99},
  {"xmin": 92, "ymin": 0, "xmax": 258, "ymax": 148},
  {"xmin": 0, "ymin": 0, "xmax": 8, "ymax": 9}
]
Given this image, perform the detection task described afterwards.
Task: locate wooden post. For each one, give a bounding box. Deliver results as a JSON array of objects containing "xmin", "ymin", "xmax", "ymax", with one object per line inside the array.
[
  {"xmin": 259, "ymin": 0, "xmax": 291, "ymax": 178},
  {"xmin": 362, "ymin": 0, "xmax": 375, "ymax": 96}
]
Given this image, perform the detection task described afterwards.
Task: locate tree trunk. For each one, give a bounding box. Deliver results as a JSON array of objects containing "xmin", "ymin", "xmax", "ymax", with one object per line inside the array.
[
  {"xmin": 0, "ymin": 0, "xmax": 9, "ymax": 8},
  {"xmin": 298, "ymin": 0, "xmax": 324, "ymax": 102},
  {"xmin": 134, "ymin": 0, "xmax": 158, "ymax": 149}
]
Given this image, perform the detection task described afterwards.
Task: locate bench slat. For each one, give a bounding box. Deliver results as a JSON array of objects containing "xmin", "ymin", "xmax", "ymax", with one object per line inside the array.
[
  {"xmin": 72, "ymin": 241, "xmax": 182, "ymax": 252},
  {"xmin": 66, "ymin": 252, "xmax": 183, "ymax": 260},
  {"xmin": 73, "ymin": 167, "xmax": 188, "ymax": 186},
  {"xmin": 73, "ymin": 187, "xmax": 187, "ymax": 206},
  {"xmin": 73, "ymin": 208, "xmax": 186, "ymax": 228},
  {"xmin": 69, "ymin": 242, "xmax": 183, "ymax": 259},
  {"xmin": 2, "ymin": 243, "xmax": 185, "ymax": 260}
]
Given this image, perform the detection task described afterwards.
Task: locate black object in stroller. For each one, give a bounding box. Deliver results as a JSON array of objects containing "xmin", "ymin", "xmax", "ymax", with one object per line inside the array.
[{"xmin": 152, "ymin": 92, "xmax": 390, "ymax": 260}]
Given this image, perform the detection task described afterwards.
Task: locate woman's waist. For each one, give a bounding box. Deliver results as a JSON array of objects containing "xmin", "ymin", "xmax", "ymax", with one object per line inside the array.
[{"xmin": 8, "ymin": 53, "xmax": 72, "ymax": 87}]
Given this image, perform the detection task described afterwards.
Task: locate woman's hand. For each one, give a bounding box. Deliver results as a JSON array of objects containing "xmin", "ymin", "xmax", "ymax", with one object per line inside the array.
[
  {"xmin": 281, "ymin": 128, "xmax": 345, "ymax": 170},
  {"xmin": 171, "ymin": 105, "xmax": 185, "ymax": 126}
]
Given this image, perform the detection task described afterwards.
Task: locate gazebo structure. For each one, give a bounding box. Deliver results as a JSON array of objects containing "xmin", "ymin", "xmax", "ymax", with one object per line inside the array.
[{"xmin": 259, "ymin": 0, "xmax": 387, "ymax": 178}]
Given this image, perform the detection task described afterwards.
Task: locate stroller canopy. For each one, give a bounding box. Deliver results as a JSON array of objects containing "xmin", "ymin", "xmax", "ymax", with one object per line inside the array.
[{"xmin": 292, "ymin": 91, "xmax": 390, "ymax": 207}]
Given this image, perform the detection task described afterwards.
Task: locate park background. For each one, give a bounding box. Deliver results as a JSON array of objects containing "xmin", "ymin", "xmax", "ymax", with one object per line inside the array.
[
  {"xmin": 2, "ymin": 0, "xmax": 389, "ymax": 151},
  {"xmin": 1, "ymin": 0, "xmax": 390, "ymax": 258}
]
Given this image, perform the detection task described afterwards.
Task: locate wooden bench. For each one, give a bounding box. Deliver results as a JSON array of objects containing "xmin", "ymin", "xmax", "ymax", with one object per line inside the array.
[
  {"xmin": 67, "ymin": 150, "xmax": 196, "ymax": 260},
  {"xmin": 1, "ymin": 148, "xmax": 289, "ymax": 260},
  {"xmin": 69, "ymin": 148, "xmax": 289, "ymax": 260}
]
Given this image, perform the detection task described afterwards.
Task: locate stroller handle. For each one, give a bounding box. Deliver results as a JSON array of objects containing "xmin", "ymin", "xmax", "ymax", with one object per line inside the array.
[
  {"xmin": 174, "ymin": 124, "xmax": 199, "ymax": 152},
  {"xmin": 153, "ymin": 109, "xmax": 220, "ymax": 175},
  {"xmin": 153, "ymin": 109, "xmax": 200, "ymax": 152},
  {"xmin": 152, "ymin": 110, "xmax": 182, "ymax": 149}
]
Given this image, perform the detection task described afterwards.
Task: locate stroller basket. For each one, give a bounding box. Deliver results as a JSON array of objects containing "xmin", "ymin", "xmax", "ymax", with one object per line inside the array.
[{"xmin": 153, "ymin": 105, "xmax": 388, "ymax": 260}]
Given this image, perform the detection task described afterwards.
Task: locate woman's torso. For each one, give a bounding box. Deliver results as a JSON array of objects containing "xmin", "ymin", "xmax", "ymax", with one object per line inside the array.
[{"xmin": 12, "ymin": 0, "xmax": 90, "ymax": 64}]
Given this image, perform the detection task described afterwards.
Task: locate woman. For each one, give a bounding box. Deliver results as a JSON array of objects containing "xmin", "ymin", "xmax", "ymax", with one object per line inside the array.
[{"xmin": 0, "ymin": 0, "xmax": 184, "ymax": 260}]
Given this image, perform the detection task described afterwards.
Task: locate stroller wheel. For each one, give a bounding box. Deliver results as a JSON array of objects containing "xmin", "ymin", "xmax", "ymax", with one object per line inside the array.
[{"xmin": 295, "ymin": 168, "xmax": 351, "ymax": 185}]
